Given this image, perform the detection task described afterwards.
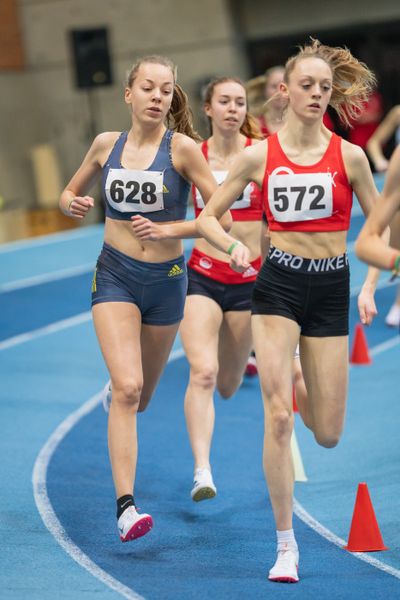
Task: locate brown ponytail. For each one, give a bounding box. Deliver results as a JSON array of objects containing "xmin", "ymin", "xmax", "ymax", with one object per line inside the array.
[
  {"xmin": 203, "ymin": 77, "xmax": 263, "ymax": 140},
  {"xmin": 240, "ymin": 113, "xmax": 263, "ymax": 140},
  {"xmin": 284, "ymin": 38, "xmax": 376, "ymax": 127},
  {"xmin": 167, "ymin": 83, "xmax": 201, "ymax": 142},
  {"xmin": 126, "ymin": 55, "xmax": 200, "ymax": 141}
]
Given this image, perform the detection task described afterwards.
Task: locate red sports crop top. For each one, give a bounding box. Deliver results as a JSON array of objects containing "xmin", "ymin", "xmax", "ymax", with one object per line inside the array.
[
  {"xmin": 262, "ymin": 132, "xmax": 353, "ymax": 232},
  {"xmin": 192, "ymin": 138, "xmax": 263, "ymax": 221}
]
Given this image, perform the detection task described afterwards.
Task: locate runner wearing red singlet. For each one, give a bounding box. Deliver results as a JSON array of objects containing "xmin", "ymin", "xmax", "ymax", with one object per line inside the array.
[
  {"xmin": 197, "ymin": 39, "xmax": 384, "ymax": 582},
  {"xmin": 179, "ymin": 77, "xmax": 264, "ymax": 502}
]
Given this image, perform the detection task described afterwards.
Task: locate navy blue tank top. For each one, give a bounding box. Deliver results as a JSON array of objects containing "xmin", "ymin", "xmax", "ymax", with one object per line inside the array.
[{"xmin": 102, "ymin": 129, "xmax": 190, "ymax": 222}]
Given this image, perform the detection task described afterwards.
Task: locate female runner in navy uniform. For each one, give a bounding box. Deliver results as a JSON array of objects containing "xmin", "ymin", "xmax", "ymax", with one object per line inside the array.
[
  {"xmin": 179, "ymin": 77, "xmax": 263, "ymax": 501},
  {"xmin": 196, "ymin": 40, "xmax": 382, "ymax": 582},
  {"xmin": 59, "ymin": 56, "xmax": 222, "ymax": 543}
]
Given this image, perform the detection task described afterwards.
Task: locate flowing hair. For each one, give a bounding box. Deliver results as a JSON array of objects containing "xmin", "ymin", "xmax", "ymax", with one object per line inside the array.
[
  {"xmin": 282, "ymin": 38, "xmax": 376, "ymax": 127},
  {"xmin": 245, "ymin": 66, "xmax": 285, "ymax": 117},
  {"xmin": 126, "ymin": 55, "xmax": 201, "ymax": 141},
  {"xmin": 203, "ymin": 77, "xmax": 263, "ymax": 140}
]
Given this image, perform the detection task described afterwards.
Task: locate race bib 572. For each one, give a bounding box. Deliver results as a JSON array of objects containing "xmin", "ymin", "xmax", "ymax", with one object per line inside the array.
[{"xmin": 268, "ymin": 167, "xmax": 333, "ymax": 222}]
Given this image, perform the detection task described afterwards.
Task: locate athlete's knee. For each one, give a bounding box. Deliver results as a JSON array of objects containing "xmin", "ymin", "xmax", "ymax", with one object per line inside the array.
[
  {"xmin": 268, "ymin": 406, "xmax": 293, "ymax": 442},
  {"xmin": 218, "ymin": 385, "xmax": 235, "ymax": 400},
  {"xmin": 113, "ymin": 378, "xmax": 143, "ymax": 409},
  {"xmin": 138, "ymin": 393, "xmax": 151, "ymax": 413},
  {"xmin": 190, "ymin": 364, "xmax": 218, "ymax": 391},
  {"xmin": 217, "ymin": 374, "xmax": 241, "ymax": 399},
  {"xmin": 313, "ymin": 426, "xmax": 342, "ymax": 448}
]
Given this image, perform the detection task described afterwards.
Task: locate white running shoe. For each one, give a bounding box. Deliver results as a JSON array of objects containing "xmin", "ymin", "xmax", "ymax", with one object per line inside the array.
[
  {"xmin": 191, "ymin": 468, "xmax": 217, "ymax": 502},
  {"xmin": 385, "ymin": 303, "xmax": 400, "ymax": 327},
  {"xmin": 117, "ymin": 506, "xmax": 153, "ymax": 542},
  {"xmin": 100, "ymin": 380, "xmax": 112, "ymax": 413},
  {"xmin": 268, "ymin": 548, "xmax": 299, "ymax": 583}
]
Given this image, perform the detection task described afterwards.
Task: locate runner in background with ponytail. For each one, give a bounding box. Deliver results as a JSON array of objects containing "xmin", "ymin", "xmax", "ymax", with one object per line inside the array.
[{"xmin": 179, "ymin": 77, "xmax": 263, "ymax": 501}]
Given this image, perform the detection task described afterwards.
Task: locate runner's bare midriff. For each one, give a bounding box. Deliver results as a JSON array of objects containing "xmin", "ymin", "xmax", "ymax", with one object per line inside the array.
[
  {"xmin": 270, "ymin": 230, "xmax": 348, "ymax": 259},
  {"xmin": 104, "ymin": 217, "xmax": 184, "ymax": 262}
]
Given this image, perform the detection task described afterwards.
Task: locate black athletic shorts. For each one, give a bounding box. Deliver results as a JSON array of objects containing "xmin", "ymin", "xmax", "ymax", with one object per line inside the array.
[
  {"xmin": 252, "ymin": 246, "xmax": 350, "ymax": 337},
  {"xmin": 187, "ymin": 267, "xmax": 254, "ymax": 312}
]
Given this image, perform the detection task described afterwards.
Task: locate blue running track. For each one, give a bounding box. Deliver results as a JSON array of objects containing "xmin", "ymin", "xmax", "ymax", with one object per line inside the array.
[{"xmin": 0, "ymin": 187, "xmax": 399, "ymax": 599}]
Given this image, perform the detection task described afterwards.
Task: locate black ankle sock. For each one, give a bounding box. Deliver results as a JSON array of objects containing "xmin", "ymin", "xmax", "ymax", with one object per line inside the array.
[{"xmin": 117, "ymin": 494, "xmax": 135, "ymax": 518}]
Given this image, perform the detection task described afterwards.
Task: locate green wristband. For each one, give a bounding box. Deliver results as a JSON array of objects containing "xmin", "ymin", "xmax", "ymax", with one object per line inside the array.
[
  {"xmin": 227, "ymin": 241, "xmax": 240, "ymax": 255},
  {"xmin": 390, "ymin": 254, "xmax": 400, "ymax": 281}
]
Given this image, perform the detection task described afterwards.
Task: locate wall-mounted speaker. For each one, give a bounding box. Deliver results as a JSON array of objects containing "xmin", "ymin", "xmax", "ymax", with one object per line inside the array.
[{"xmin": 70, "ymin": 28, "xmax": 113, "ymax": 89}]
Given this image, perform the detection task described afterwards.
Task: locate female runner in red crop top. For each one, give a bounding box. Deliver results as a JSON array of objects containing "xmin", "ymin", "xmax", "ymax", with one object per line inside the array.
[
  {"xmin": 197, "ymin": 40, "xmax": 384, "ymax": 583},
  {"xmin": 179, "ymin": 77, "xmax": 264, "ymax": 501}
]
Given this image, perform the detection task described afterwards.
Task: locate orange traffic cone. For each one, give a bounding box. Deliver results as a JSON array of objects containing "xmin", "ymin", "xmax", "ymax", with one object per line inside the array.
[
  {"xmin": 350, "ymin": 323, "xmax": 372, "ymax": 365},
  {"xmin": 344, "ymin": 483, "xmax": 388, "ymax": 552},
  {"xmin": 292, "ymin": 384, "xmax": 298, "ymax": 413}
]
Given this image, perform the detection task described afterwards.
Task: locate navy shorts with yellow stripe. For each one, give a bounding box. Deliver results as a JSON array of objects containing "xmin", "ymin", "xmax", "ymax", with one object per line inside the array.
[{"xmin": 92, "ymin": 242, "xmax": 187, "ymax": 325}]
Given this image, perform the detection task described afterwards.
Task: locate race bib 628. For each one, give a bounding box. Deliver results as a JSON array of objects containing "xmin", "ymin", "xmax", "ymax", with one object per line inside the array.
[
  {"xmin": 105, "ymin": 168, "xmax": 164, "ymax": 213},
  {"xmin": 268, "ymin": 167, "xmax": 333, "ymax": 222}
]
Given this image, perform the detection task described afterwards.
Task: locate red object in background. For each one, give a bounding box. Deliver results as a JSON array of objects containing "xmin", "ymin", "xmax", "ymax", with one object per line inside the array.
[
  {"xmin": 350, "ymin": 323, "xmax": 372, "ymax": 365},
  {"xmin": 344, "ymin": 483, "xmax": 388, "ymax": 552},
  {"xmin": 347, "ymin": 91, "xmax": 384, "ymax": 149},
  {"xmin": 292, "ymin": 384, "xmax": 298, "ymax": 413},
  {"xmin": 323, "ymin": 111, "xmax": 335, "ymax": 131}
]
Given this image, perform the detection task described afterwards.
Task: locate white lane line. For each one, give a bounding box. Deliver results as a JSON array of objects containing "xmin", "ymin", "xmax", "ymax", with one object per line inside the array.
[
  {"xmin": 1, "ymin": 273, "xmax": 396, "ymax": 352},
  {"xmin": 32, "ymin": 392, "xmax": 145, "ymax": 600},
  {"xmin": 0, "ymin": 240, "xmax": 193, "ymax": 292},
  {"xmin": 350, "ymin": 276, "xmax": 397, "ymax": 296},
  {"xmin": 293, "ymin": 499, "xmax": 400, "ymax": 580},
  {"xmin": 370, "ymin": 336, "xmax": 400, "ymax": 356},
  {"xmin": 291, "ymin": 430, "xmax": 308, "ymax": 482},
  {"xmin": 0, "ymin": 313, "xmax": 92, "ymax": 351},
  {"xmin": 0, "ymin": 263, "xmax": 95, "ymax": 292},
  {"xmin": 32, "ymin": 348, "xmax": 185, "ymax": 600},
  {"xmin": 0, "ymin": 225, "xmax": 102, "ymax": 253}
]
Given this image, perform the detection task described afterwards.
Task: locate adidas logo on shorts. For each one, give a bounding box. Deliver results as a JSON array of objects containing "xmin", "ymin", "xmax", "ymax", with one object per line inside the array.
[{"xmin": 168, "ymin": 264, "xmax": 184, "ymax": 277}]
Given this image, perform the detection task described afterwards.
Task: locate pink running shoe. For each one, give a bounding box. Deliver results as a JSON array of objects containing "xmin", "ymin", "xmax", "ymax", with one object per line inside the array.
[
  {"xmin": 117, "ymin": 506, "xmax": 153, "ymax": 542},
  {"xmin": 245, "ymin": 353, "xmax": 258, "ymax": 377}
]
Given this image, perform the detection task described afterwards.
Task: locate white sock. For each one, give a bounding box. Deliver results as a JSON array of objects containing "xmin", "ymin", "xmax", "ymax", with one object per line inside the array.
[{"xmin": 276, "ymin": 529, "xmax": 298, "ymax": 554}]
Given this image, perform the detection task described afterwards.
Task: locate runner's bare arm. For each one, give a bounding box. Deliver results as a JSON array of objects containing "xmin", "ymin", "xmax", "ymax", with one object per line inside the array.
[
  {"xmin": 59, "ymin": 132, "xmax": 116, "ymax": 218},
  {"xmin": 196, "ymin": 143, "xmax": 265, "ymax": 254},
  {"xmin": 131, "ymin": 135, "xmax": 231, "ymax": 240},
  {"xmin": 356, "ymin": 145, "xmax": 400, "ymax": 270},
  {"xmin": 344, "ymin": 142, "xmax": 388, "ymax": 324}
]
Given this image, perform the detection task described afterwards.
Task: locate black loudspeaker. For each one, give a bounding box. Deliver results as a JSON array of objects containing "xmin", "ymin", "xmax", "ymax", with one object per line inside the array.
[{"xmin": 70, "ymin": 28, "xmax": 113, "ymax": 89}]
